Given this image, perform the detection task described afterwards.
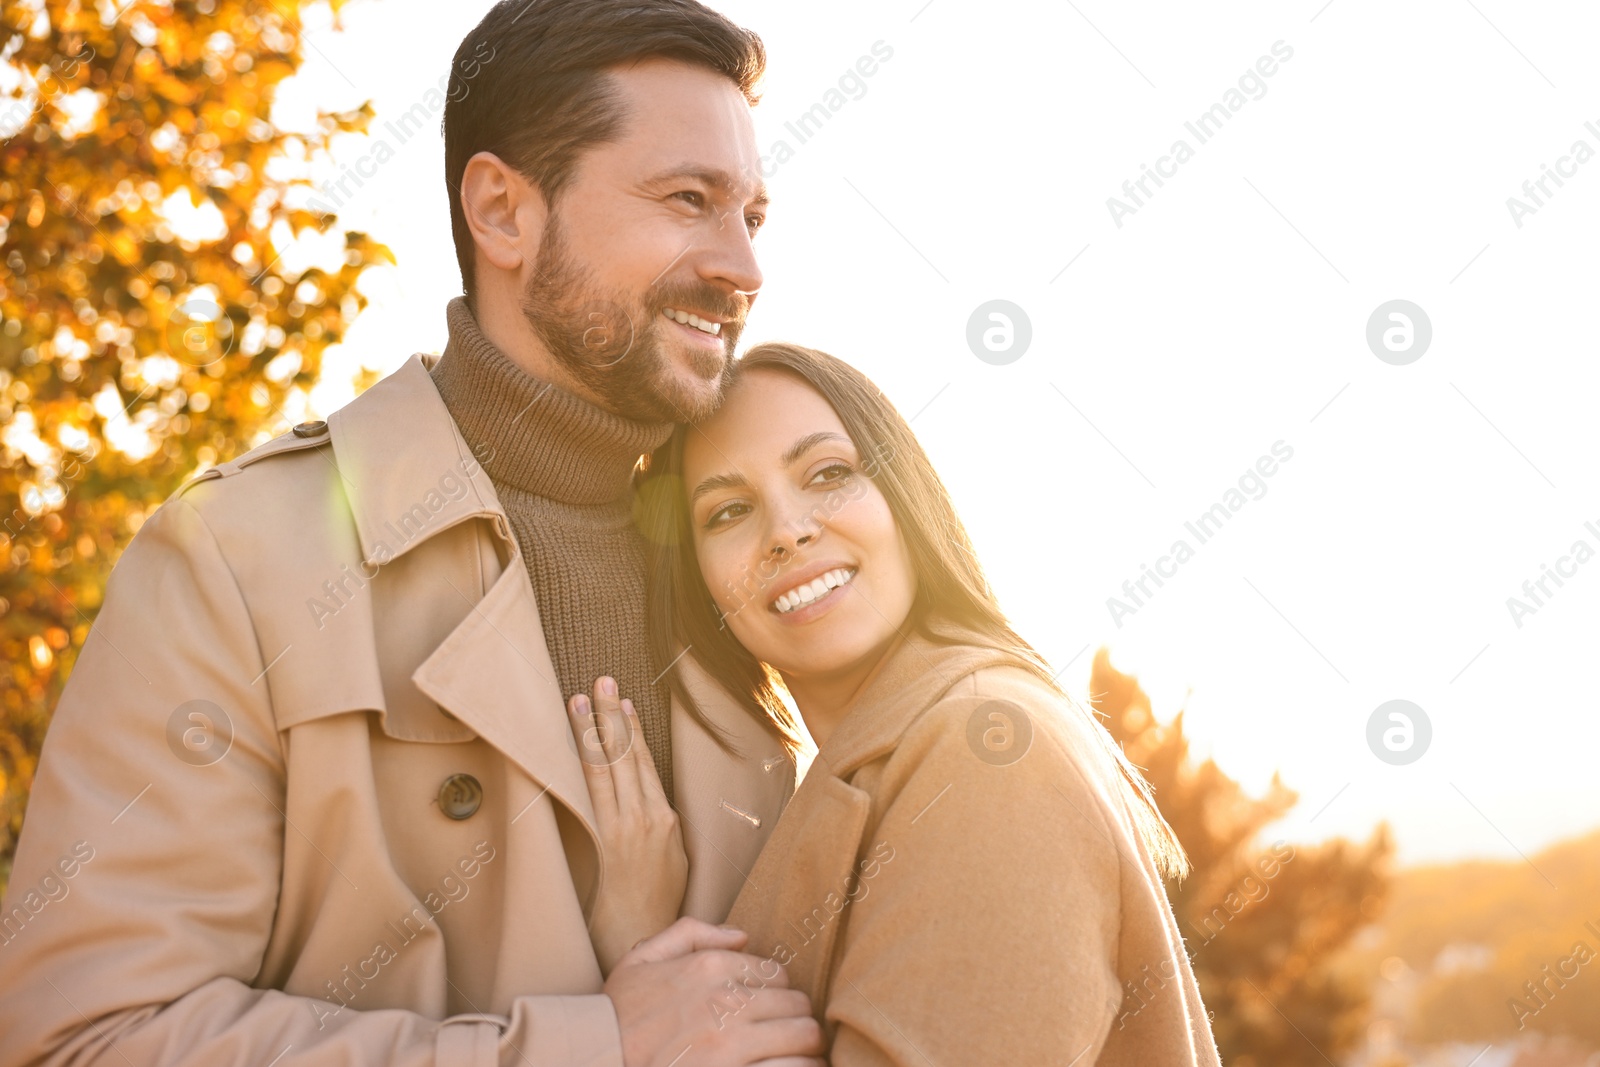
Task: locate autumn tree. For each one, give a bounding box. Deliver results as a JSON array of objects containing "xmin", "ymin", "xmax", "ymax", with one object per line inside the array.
[
  {"xmin": 0, "ymin": 0, "xmax": 391, "ymax": 889},
  {"xmin": 1090, "ymin": 647, "xmax": 1394, "ymax": 1067}
]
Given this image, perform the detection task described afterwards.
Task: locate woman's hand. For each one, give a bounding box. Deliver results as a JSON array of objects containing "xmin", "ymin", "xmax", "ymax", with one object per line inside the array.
[{"xmin": 567, "ymin": 676, "xmax": 688, "ymax": 977}]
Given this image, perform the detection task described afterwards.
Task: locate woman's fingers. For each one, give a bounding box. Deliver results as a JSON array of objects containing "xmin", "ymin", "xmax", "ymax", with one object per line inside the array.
[
  {"xmin": 591, "ymin": 677, "xmax": 643, "ymax": 810},
  {"xmin": 568, "ymin": 692, "xmax": 618, "ymax": 822},
  {"xmin": 571, "ymin": 678, "xmax": 670, "ymax": 825},
  {"xmin": 625, "ymin": 699, "xmax": 671, "ymax": 807}
]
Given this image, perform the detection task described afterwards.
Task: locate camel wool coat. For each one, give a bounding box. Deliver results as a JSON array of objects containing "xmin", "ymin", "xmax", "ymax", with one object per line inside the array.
[
  {"xmin": 725, "ymin": 625, "xmax": 1223, "ymax": 1066},
  {"xmin": 0, "ymin": 352, "xmax": 796, "ymax": 1067}
]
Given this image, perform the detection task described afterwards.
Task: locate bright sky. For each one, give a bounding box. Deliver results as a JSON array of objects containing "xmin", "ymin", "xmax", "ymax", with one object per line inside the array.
[{"xmin": 268, "ymin": 0, "xmax": 1600, "ymax": 868}]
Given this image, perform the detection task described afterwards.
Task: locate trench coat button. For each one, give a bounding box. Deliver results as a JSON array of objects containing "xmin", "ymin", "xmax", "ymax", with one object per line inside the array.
[
  {"xmin": 438, "ymin": 774, "xmax": 482, "ymax": 820},
  {"xmin": 291, "ymin": 420, "xmax": 329, "ymax": 438}
]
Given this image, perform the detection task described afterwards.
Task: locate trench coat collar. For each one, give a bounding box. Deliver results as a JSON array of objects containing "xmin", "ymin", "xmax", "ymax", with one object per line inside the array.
[
  {"xmin": 326, "ymin": 352, "xmax": 507, "ymax": 570},
  {"xmin": 808, "ymin": 618, "xmax": 1027, "ymax": 782}
]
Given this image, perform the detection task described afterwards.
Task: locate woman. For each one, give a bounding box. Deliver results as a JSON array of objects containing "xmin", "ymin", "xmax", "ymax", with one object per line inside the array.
[{"xmin": 565, "ymin": 342, "xmax": 1222, "ymax": 1065}]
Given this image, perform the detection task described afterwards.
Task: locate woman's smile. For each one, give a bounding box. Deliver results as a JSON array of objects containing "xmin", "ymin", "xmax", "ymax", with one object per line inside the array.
[{"xmin": 768, "ymin": 564, "xmax": 859, "ymax": 621}]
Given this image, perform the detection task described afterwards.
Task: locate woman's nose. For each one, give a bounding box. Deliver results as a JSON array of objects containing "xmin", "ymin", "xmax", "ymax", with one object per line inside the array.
[{"xmin": 763, "ymin": 506, "xmax": 820, "ymax": 561}]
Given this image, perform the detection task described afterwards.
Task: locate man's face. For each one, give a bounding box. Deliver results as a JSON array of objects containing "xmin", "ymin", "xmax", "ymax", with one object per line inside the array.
[{"xmin": 520, "ymin": 57, "xmax": 768, "ymax": 424}]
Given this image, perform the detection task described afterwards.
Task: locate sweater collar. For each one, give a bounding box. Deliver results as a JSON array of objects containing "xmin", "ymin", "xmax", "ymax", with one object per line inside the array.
[{"xmin": 428, "ymin": 296, "xmax": 675, "ymax": 506}]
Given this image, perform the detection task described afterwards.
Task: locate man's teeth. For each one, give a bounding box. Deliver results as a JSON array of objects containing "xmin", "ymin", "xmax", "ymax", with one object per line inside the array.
[
  {"xmin": 663, "ymin": 307, "xmax": 722, "ymax": 336},
  {"xmin": 774, "ymin": 568, "xmax": 857, "ymax": 615}
]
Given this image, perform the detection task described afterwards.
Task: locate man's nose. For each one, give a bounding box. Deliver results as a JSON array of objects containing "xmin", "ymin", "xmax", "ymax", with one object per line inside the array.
[{"xmin": 701, "ymin": 210, "xmax": 763, "ymax": 299}]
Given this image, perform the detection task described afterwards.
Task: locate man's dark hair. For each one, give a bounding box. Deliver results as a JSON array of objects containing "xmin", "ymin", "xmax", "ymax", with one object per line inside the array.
[{"xmin": 442, "ymin": 0, "xmax": 766, "ymax": 311}]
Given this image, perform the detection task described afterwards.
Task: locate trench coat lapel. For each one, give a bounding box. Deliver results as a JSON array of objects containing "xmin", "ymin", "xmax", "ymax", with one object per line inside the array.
[
  {"xmin": 670, "ymin": 654, "xmax": 798, "ymax": 920},
  {"xmin": 326, "ymin": 353, "xmax": 599, "ymax": 841},
  {"xmin": 408, "ymin": 549, "xmax": 599, "ymax": 837}
]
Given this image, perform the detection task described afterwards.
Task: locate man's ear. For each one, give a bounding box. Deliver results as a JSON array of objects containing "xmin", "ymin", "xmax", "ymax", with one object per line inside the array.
[{"xmin": 460, "ymin": 150, "xmax": 549, "ymax": 272}]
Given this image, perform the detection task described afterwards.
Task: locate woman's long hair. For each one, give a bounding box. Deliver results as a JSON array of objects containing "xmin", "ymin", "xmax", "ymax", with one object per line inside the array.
[{"xmin": 635, "ymin": 341, "xmax": 1191, "ymax": 880}]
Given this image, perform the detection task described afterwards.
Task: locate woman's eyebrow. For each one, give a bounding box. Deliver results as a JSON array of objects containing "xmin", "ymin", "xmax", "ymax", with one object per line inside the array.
[
  {"xmin": 780, "ymin": 431, "xmax": 852, "ymax": 467},
  {"xmin": 689, "ymin": 433, "xmax": 854, "ymax": 505},
  {"xmin": 690, "ymin": 470, "xmax": 748, "ymax": 505}
]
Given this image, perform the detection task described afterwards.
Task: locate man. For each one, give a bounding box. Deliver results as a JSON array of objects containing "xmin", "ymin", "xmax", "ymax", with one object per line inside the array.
[{"xmin": 0, "ymin": 2, "xmax": 825, "ymax": 1065}]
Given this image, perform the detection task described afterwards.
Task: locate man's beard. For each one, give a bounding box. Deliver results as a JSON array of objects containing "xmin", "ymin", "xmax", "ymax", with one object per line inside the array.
[{"xmin": 519, "ymin": 215, "xmax": 746, "ymax": 423}]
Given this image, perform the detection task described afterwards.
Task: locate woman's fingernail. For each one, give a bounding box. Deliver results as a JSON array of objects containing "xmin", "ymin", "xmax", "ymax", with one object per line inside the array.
[
  {"xmin": 573, "ymin": 695, "xmax": 590, "ymax": 715},
  {"xmin": 599, "ymin": 676, "xmax": 617, "ymax": 696}
]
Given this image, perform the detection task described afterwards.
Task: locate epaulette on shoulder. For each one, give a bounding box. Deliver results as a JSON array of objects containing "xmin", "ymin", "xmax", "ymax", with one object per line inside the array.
[{"xmin": 173, "ymin": 420, "xmax": 332, "ymax": 500}]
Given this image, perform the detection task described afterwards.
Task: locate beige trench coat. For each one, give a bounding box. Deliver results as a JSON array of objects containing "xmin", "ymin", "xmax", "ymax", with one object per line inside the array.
[
  {"xmin": 0, "ymin": 352, "xmax": 796, "ymax": 1067},
  {"xmin": 725, "ymin": 626, "xmax": 1223, "ymax": 1066}
]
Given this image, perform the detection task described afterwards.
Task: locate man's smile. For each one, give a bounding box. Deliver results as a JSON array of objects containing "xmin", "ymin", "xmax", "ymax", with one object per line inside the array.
[{"xmin": 662, "ymin": 306, "xmax": 724, "ymax": 336}]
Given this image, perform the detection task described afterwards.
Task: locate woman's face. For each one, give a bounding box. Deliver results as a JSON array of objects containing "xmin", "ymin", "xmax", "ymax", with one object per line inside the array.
[{"xmin": 683, "ymin": 368, "xmax": 917, "ymax": 683}]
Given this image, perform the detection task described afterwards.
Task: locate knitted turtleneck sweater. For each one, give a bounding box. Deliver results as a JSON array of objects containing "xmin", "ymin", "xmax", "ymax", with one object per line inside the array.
[{"xmin": 429, "ymin": 296, "xmax": 677, "ymax": 803}]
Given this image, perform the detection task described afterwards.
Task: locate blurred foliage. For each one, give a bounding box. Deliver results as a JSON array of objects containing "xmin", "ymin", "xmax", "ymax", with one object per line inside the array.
[
  {"xmin": 1090, "ymin": 647, "xmax": 1394, "ymax": 1067},
  {"xmin": 0, "ymin": 0, "xmax": 390, "ymax": 890},
  {"xmin": 1374, "ymin": 827, "xmax": 1600, "ymax": 1046}
]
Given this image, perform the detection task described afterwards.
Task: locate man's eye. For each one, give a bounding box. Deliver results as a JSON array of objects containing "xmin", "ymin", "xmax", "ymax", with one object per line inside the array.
[
  {"xmin": 746, "ymin": 214, "xmax": 765, "ymax": 234},
  {"xmin": 673, "ymin": 191, "xmax": 706, "ymax": 209}
]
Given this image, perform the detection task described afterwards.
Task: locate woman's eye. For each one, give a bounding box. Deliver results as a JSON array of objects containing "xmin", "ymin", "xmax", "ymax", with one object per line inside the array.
[
  {"xmin": 810, "ymin": 463, "xmax": 854, "ymax": 486},
  {"xmin": 704, "ymin": 501, "xmax": 750, "ymax": 529}
]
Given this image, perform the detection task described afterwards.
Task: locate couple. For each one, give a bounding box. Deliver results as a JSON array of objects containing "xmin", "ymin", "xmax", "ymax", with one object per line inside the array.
[{"xmin": 0, "ymin": 0, "xmax": 1219, "ymax": 1065}]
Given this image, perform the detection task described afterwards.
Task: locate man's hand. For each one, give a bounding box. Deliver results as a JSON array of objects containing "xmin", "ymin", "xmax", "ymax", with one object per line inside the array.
[{"xmin": 604, "ymin": 917, "xmax": 827, "ymax": 1067}]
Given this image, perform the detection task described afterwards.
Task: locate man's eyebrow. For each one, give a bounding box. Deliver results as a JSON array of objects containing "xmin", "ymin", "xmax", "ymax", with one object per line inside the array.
[{"xmin": 649, "ymin": 165, "xmax": 769, "ymax": 207}]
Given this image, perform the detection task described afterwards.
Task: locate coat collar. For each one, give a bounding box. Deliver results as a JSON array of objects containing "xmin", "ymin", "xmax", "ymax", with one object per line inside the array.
[
  {"xmin": 807, "ymin": 618, "xmax": 1028, "ymax": 781},
  {"xmin": 326, "ymin": 352, "xmax": 508, "ymax": 571}
]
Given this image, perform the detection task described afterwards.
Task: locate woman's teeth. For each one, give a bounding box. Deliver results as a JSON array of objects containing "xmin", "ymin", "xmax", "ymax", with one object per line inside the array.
[
  {"xmin": 774, "ymin": 568, "xmax": 857, "ymax": 615},
  {"xmin": 663, "ymin": 307, "xmax": 722, "ymax": 336}
]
